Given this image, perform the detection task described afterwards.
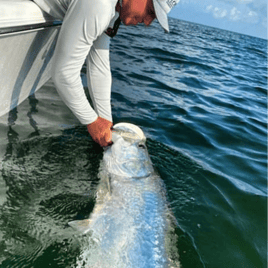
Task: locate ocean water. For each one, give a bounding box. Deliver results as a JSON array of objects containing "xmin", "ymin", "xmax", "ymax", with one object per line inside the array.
[{"xmin": 0, "ymin": 18, "xmax": 267, "ymax": 268}]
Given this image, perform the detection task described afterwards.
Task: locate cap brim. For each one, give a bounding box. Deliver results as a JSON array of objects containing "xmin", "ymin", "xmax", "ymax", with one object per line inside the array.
[{"xmin": 153, "ymin": 0, "xmax": 169, "ymax": 32}]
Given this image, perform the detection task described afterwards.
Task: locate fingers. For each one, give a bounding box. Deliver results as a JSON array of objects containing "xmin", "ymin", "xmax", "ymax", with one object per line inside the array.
[
  {"xmin": 101, "ymin": 128, "xmax": 113, "ymax": 147},
  {"xmin": 99, "ymin": 118, "xmax": 113, "ymax": 147},
  {"xmin": 98, "ymin": 132, "xmax": 111, "ymax": 147},
  {"xmin": 87, "ymin": 117, "xmax": 113, "ymax": 147}
]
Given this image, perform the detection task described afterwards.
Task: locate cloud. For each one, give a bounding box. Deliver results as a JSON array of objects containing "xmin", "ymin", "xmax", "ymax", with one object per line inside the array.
[
  {"xmin": 206, "ymin": 5, "xmax": 213, "ymax": 11},
  {"xmin": 218, "ymin": 0, "xmax": 267, "ymax": 16},
  {"xmin": 246, "ymin": 10, "xmax": 259, "ymax": 23},
  {"xmin": 229, "ymin": 6, "xmax": 260, "ymax": 23},
  {"xmin": 204, "ymin": 2, "xmax": 262, "ymax": 24},
  {"xmin": 206, "ymin": 4, "xmax": 237, "ymax": 20},
  {"xmin": 170, "ymin": 0, "xmax": 267, "ymax": 38},
  {"xmin": 214, "ymin": 7, "xmax": 228, "ymax": 18},
  {"xmin": 206, "ymin": 5, "xmax": 227, "ymax": 18},
  {"xmin": 230, "ymin": 7, "xmax": 241, "ymax": 21}
]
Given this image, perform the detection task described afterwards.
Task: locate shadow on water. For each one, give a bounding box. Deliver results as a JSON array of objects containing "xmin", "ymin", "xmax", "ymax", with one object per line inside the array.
[{"xmin": 8, "ymin": 93, "xmax": 40, "ymax": 136}]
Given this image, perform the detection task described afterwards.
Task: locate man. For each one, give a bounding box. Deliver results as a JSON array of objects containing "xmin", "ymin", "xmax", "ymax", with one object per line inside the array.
[{"xmin": 34, "ymin": 0, "xmax": 179, "ymax": 147}]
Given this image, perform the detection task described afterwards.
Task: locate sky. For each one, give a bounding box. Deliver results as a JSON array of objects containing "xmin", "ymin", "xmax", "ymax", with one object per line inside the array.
[{"xmin": 169, "ymin": 0, "xmax": 267, "ymax": 39}]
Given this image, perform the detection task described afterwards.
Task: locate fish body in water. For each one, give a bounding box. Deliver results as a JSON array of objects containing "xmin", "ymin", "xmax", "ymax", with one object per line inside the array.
[{"xmin": 69, "ymin": 123, "xmax": 180, "ymax": 268}]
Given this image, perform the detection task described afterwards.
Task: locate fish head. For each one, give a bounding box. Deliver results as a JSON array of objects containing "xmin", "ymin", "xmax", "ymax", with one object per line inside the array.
[{"xmin": 103, "ymin": 123, "xmax": 153, "ymax": 178}]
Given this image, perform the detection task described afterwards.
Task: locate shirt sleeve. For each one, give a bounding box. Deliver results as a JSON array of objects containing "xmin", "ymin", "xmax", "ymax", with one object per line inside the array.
[
  {"xmin": 86, "ymin": 32, "xmax": 112, "ymax": 123},
  {"xmin": 51, "ymin": 0, "xmax": 114, "ymax": 124}
]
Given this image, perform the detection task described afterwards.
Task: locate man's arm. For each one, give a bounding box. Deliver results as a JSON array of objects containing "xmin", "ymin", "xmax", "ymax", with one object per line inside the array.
[
  {"xmin": 51, "ymin": 0, "xmax": 114, "ymax": 125},
  {"xmin": 86, "ymin": 32, "xmax": 112, "ymax": 123}
]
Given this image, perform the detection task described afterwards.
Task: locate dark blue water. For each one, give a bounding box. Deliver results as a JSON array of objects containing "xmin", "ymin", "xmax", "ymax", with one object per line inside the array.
[{"xmin": 0, "ymin": 18, "xmax": 267, "ymax": 268}]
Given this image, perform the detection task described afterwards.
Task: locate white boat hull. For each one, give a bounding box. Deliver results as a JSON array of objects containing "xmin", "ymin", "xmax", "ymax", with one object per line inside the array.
[{"xmin": 0, "ymin": 1, "xmax": 61, "ymax": 117}]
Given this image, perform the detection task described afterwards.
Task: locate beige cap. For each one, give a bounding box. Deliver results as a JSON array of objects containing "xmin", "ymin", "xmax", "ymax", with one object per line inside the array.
[{"xmin": 153, "ymin": 0, "xmax": 180, "ymax": 32}]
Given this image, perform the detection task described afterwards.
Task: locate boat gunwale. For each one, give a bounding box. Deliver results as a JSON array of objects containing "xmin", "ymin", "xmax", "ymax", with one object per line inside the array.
[{"xmin": 0, "ymin": 21, "xmax": 62, "ymax": 36}]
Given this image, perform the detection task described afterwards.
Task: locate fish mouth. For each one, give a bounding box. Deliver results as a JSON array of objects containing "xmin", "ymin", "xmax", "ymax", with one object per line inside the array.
[{"xmin": 112, "ymin": 123, "xmax": 146, "ymax": 143}]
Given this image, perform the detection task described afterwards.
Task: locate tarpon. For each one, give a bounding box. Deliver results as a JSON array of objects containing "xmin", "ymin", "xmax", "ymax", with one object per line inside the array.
[{"xmin": 69, "ymin": 123, "xmax": 180, "ymax": 268}]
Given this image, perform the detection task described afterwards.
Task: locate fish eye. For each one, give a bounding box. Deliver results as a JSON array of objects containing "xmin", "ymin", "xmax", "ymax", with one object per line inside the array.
[{"xmin": 138, "ymin": 143, "xmax": 146, "ymax": 149}]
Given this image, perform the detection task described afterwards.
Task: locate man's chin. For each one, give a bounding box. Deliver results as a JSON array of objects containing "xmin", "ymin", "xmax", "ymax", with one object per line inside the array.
[{"xmin": 121, "ymin": 17, "xmax": 139, "ymax": 26}]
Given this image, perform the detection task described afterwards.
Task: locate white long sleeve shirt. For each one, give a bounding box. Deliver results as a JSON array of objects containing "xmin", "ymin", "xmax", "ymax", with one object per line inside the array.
[{"xmin": 34, "ymin": 0, "xmax": 118, "ymax": 124}]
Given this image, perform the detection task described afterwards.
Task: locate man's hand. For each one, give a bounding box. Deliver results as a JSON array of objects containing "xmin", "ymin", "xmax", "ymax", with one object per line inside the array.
[{"xmin": 87, "ymin": 117, "xmax": 113, "ymax": 147}]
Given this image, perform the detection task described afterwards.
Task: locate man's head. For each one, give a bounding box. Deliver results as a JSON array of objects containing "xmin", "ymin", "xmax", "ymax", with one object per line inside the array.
[
  {"xmin": 119, "ymin": 0, "xmax": 180, "ymax": 32},
  {"xmin": 119, "ymin": 0, "xmax": 156, "ymax": 26}
]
